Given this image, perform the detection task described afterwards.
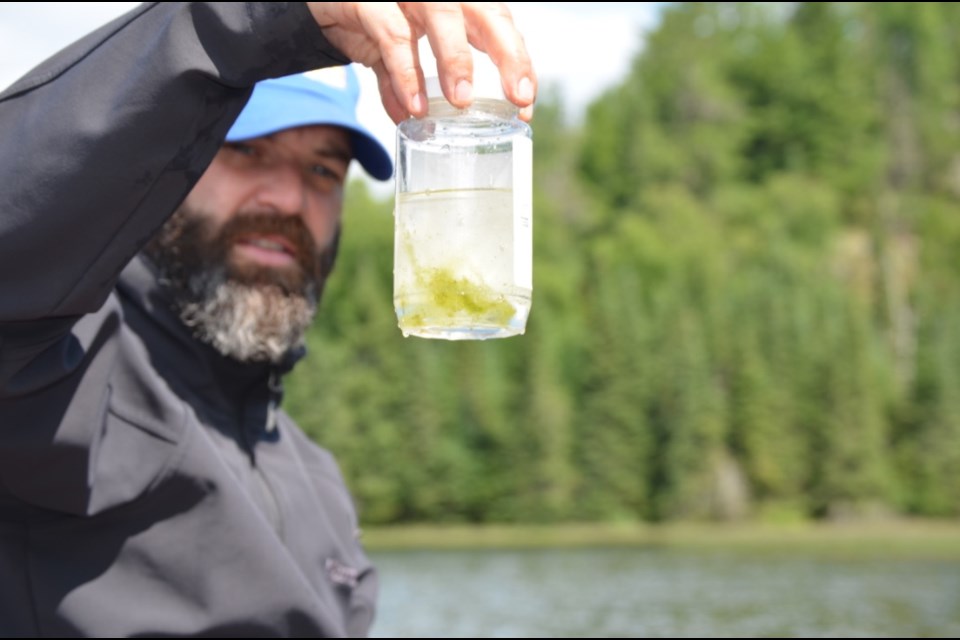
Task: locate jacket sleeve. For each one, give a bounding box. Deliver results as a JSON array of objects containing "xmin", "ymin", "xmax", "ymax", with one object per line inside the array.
[{"xmin": 0, "ymin": 2, "xmax": 348, "ymax": 324}]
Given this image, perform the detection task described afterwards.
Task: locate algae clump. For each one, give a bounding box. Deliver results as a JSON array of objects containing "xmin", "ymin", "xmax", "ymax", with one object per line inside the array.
[{"xmin": 399, "ymin": 267, "xmax": 515, "ymax": 331}]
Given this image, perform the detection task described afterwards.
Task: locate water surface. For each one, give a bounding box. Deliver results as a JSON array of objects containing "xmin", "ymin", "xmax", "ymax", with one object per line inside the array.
[{"xmin": 370, "ymin": 548, "xmax": 960, "ymax": 637}]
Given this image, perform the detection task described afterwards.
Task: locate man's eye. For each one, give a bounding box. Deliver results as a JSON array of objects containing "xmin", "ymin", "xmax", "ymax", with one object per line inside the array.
[
  {"xmin": 311, "ymin": 165, "xmax": 343, "ymax": 181},
  {"xmin": 310, "ymin": 164, "xmax": 345, "ymax": 189},
  {"xmin": 226, "ymin": 143, "xmax": 256, "ymax": 156}
]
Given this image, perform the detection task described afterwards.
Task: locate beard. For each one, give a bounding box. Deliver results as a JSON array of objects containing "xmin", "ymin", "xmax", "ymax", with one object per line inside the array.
[{"xmin": 145, "ymin": 206, "xmax": 339, "ymax": 365}]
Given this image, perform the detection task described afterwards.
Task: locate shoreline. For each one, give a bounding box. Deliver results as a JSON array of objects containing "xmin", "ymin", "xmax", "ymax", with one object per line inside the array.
[{"xmin": 360, "ymin": 519, "xmax": 960, "ymax": 558}]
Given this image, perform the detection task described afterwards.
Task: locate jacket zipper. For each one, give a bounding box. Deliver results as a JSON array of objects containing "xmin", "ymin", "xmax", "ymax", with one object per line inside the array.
[
  {"xmin": 251, "ymin": 368, "xmax": 284, "ymax": 537},
  {"xmin": 266, "ymin": 369, "xmax": 282, "ymax": 433}
]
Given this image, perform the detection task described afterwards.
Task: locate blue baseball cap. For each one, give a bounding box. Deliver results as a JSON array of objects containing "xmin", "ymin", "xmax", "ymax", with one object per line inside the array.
[{"xmin": 226, "ymin": 65, "xmax": 393, "ymax": 181}]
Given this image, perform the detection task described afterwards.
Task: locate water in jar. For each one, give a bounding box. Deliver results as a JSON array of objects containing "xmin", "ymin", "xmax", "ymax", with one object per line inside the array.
[{"xmin": 394, "ymin": 187, "xmax": 531, "ymax": 340}]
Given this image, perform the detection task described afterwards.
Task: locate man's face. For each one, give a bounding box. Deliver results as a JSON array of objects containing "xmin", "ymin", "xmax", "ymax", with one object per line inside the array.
[
  {"xmin": 148, "ymin": 125, "xmax": 353, "ymax": 364},
  {"xmin": 184, "ymin": 124, "xmax": 351, "ymax": 282}
]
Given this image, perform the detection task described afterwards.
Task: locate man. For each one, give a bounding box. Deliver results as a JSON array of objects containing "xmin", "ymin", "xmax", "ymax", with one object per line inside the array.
[
  {"xmin": 145, "ymin": 67, "xmax": 393, "ymax": 368},
  {"xmin": 0, "ymin": 2, "xmax": 534, "ymax": 636}
]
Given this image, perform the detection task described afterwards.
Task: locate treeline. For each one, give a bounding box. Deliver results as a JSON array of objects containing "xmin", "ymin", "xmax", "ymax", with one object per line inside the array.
[{"xmin": 286, "ymin": 2, "xmax": 960, "ymax": 524}]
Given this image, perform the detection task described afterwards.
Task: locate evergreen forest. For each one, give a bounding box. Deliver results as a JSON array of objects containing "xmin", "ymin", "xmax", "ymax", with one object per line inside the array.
[{"xmin": 285, "ymin": 2, "xmax": 960, "ymax": 525}]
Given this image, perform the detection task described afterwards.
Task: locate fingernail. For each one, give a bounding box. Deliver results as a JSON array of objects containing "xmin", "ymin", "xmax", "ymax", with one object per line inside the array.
[
  {"xmin": 517, "ymin": 77, "xmax": 534, "ymax": 103},
  {"xmin": 455, "ymin": 79, "xmax": 473, "ymax": 105},
  {"xmin": 410, "ymin": 91, "xmax": 426, "ymax": 115}
]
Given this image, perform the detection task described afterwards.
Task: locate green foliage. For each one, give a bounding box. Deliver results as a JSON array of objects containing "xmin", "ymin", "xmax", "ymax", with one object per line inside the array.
[{"xmin": 287, "ymin": 2, "xmax": 960, "ymax": 524}]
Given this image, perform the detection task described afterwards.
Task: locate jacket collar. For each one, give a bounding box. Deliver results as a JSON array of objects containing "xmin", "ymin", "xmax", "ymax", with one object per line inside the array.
[{"xmin": 116, "ymin": 255, "xmax": 305, "ymax": 394}]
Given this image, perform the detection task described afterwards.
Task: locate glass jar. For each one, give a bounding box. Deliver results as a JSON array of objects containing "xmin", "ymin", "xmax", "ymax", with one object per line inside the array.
[{"xmin": 393, "ymin": 69, "xmax": 533, "ymax": 340}]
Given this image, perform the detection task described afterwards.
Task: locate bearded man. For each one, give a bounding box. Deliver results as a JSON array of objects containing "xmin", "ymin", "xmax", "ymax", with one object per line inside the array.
[
  {"xmin": 0, "ymin": 2, "xmax": 535, "ymax": 637},
  {"xmin": 145, "ymin": 68, "xmax": 390, "ymax": 368}
]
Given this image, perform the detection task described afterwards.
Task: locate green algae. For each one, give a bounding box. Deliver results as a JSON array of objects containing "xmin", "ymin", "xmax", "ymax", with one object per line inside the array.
[{"xmin": 398, "ymin": 266, "xmax": 516, "ymax": 331}]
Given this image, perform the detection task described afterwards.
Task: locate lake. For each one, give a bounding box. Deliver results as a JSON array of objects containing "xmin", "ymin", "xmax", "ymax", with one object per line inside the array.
[{"xmin": 369, "ymin": 547, "xmax": 960, "ymax": 637}]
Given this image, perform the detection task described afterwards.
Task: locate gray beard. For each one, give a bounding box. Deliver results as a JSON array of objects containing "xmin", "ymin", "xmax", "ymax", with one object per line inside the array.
[
  {"xmin": 176, "ymin": 267, "xmax": 316, "ymax": 365},
  {"xmin": 146, "ymin": 208, "xmax": 336, "ymax": 365}
]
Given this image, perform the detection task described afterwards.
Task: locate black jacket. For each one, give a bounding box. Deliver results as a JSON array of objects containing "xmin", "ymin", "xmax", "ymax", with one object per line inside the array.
[{"xmin": 0, "ymin": 3, "xmax": 375, "ymax": 636}]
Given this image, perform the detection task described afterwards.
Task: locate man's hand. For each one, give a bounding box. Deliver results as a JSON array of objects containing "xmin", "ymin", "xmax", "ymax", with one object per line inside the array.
[{"xmin": 307, "ymin": 2, "xmax": 536, "ymax": 123}]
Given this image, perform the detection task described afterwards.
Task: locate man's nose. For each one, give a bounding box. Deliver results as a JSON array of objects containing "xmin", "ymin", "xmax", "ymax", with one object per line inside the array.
[{"xmin": 252, "ymin": 161, "xmax": 307, "ymax": 215}]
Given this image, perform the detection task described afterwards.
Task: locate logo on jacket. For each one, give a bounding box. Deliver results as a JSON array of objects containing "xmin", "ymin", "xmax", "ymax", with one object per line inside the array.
[{"xmin": 325, "ymin": 557, "xmax": 359, "ymax": 589}]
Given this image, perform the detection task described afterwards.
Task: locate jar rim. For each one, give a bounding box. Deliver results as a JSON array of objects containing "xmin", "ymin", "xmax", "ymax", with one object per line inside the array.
[{"xmin": 424, "ymin": 53, "xmax": 506, "ymax": 101}]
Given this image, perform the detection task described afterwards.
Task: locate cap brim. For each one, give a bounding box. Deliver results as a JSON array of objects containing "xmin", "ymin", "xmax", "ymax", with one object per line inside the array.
[{"xmin": 227, "ymin": 94, "xmax": 393, "ymax": 182}]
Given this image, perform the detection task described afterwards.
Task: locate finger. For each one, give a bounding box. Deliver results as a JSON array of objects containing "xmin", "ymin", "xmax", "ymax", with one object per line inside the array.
[
  {"xmin": 359, "ymin": 2, "xmax": 427, "ymax": 117},
  {"xmin": 461, "ymin": 2, "xmax": 537, "ymax": 108},
  {"xmin": 372, "ymin": 60, "xmax": 410, "ymax": 124},
  {"xmin": 405, "ymin": 2, "xmax": 474, "ymax": 108}
]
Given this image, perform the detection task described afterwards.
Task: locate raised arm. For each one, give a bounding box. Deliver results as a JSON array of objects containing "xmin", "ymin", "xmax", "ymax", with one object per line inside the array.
[
  {"xmin": 0, "ymin": 2, "xmax": 346, "ymax": 323},
  {"xmin": 0, "ymin": 2, "xmax": 536, "ymax": 325}
]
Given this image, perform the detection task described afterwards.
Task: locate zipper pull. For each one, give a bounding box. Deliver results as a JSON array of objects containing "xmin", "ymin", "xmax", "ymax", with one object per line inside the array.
[{"xmin": 266, "ymin": 369, "xmax": 282, "ymax": 433}]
